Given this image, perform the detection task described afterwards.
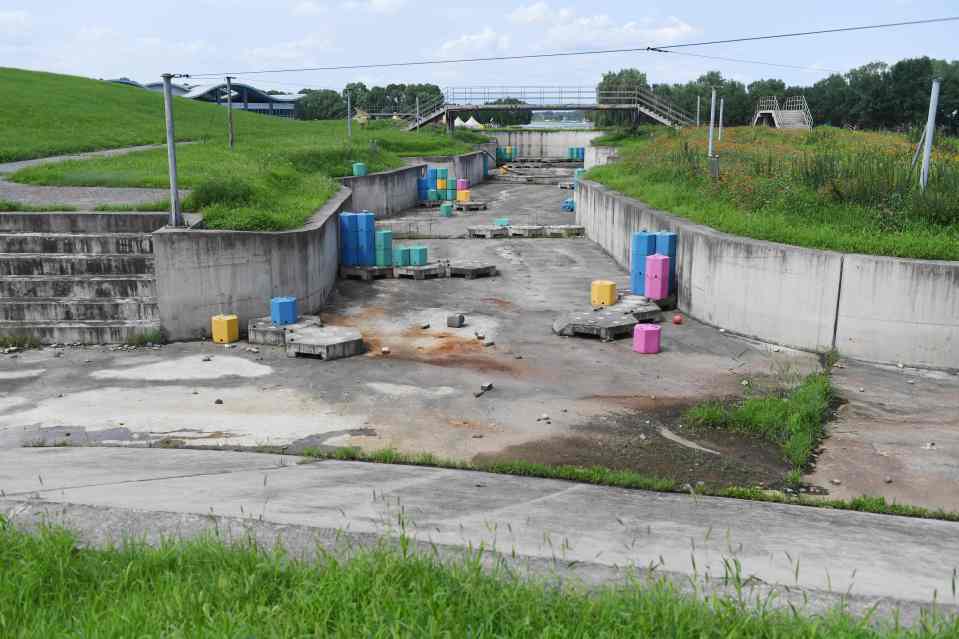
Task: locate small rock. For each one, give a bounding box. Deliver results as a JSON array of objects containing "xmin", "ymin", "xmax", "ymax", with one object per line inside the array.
[
  {"xmin": 224, "ymin": 344, "xmax": 234, "ymax": 349},
  {"xmin": 202, "ymin": 355, "xmax": 212, "ymax": 362},
  {"xmin": 897, "ymin": 363, "xmax": 904, "ymax": 369},
  {"xmin": 472, "ymin": 434, "xmax": 484, "ymax": 439},
  {"xmin": 246, "ymin": 347, "xmax": 260, "ymax": 354},
  {"xmin": 420, "ymin": 321, "xmax": 431, "ymax": 330},
  {"xmin": 741, "ymin": 379, "xmax": 750, "ymax": 386},
  {"xmin": 639, "ymin": 433, "xmax": 647, "ymax": 441},
  {"xmin": 381, "ymin": 347, "xmax": 391, "ymax": 355},
  {"xmin": 538, "ymin": 413, "xmax": 550, "ymax": 421},
  {"xmin": 475, "ymin": 333, "xmax": 486, "ymax": 341},
  {"xmin": 214, "ymin": 398, "xmax": 223, "ymax": 405},
  {"xmin": 53, "ymin": 352, "xmax": 62, "ymax": 358},
  {"xmin": 483, "ymin": 340, "xmax": 495, "ymax": 347},
  {"xmin": 830, "ymin": 478, "xmax": 842, "ymax": 486},
  {"xmin": 446, "ymin": 314, "xmax": 466, "ymax": 328},
  {"xmin": 719, "ymin": 328, "xmax": 726, "ymax": 334},
  {"xmin": 514, "ymin": 354, "xmax": 523, "ymax": 360},
  {"xmin": 57, "ymin": 393, "xmax": 63, "ymax": 398},
  {"xmin": 884, "ymin": 476, "xmax": 893, "ymax": 484},
  {"xmin": 192, "ymin": 390, "xmax": 199, "ymax": 395},
  {"xmin": 772, "ymin": 346, "xmax": 782, "ymax": 353},
  {"xmin": 858, "ymin": 387, "xmax": 865, "ymax": 393},
  {"xmin": 906, "ymin": 380, "xmax": 915, "ymax": 385},
  {"xmin": 481, "ymin": 383, "xmax": 494, "ymax": 392},
  {"xmin": 473, "ymin": 391, "xmax": 486, "ymax": 398},
  {"xmin": 561, "ymin": 408, "xmax": 568, "ymax": 413}
]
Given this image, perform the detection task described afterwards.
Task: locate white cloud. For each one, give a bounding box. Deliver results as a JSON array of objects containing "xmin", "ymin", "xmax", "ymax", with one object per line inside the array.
[
  {"xmin": 245, "ymin": 35, "xmax": 335, "ymax": 65},
  {"xmin": 292, "ymin": 1, "xmax": 326, "ymax": 15},
  {"xmin": 507, "ymin": 4, "xmax": 697, "ymax": 51},
  {"xmin": 509, "ymin": 2, "xmax": 550, "ymax": 25},
  {"xmin": 439, "ymin": 27, "xmax": 510, "ymax": 57},
  {"xmin": 341, "ymin": 0, "xmax": 405, "ymax": 14}
]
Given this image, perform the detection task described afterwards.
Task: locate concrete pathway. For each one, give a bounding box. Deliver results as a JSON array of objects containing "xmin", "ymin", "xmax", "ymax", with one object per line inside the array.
[
  {"xmin": 2, "ymin": 447, "xmax": 957, "ymax": 622},
  {"xmin": 0, "ymin": 143, "xmax": 188, "ymax": 175}
]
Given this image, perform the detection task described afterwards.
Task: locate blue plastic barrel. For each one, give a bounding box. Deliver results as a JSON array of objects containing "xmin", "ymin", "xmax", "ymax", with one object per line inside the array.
[
  {"xmin": 271, "ymin": 297, "xmax": 298, "ymax": 326},
  {"xmin": 630, "ymin": 232, "xmax": 657, "ymax": 295}
]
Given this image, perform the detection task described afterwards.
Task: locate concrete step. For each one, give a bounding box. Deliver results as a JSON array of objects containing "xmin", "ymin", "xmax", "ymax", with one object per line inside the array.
[
  {"xmin": 0, "ymin": 232, "xmax": 154, "ymax": 255},
  {"xmin": 0, "ymin": 319, "xmax": 161, "ymax": 345},
  {"xmin": 0, "ymin": 253, "xmax": 154, "ymax": 276},
  {"xmin": 0, "ymin": 212, "xmax": 168, "ymax": 234},
  {"xmin": 0, "ymin": 298, "xmax": 158, "ymax": 322},
  {"xmin": 0, "ymin": 275, "xmax": 156, "ymax": 299}
]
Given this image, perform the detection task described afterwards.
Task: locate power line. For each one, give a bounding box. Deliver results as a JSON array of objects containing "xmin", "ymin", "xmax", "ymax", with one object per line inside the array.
[
  {"xmin": 182, "ymin": 16, "xmax": 958, "ymax": 79},
  {"xmin": 648, "ymin": 49, "xmax": 842, "ymax": 74}
]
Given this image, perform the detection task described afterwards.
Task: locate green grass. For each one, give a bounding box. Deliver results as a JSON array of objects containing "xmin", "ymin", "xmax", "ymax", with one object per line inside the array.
[
  {"xmin": 94, "ymin": 200, "xmax": 169, "ymax": 212},
  {"xmin": 1, "ymin": 519, "xmax": 955, "ymax": 638},
  {"xmin": 684, "ymin": 372, "xmax": 832, "ymax": 470},
  {"xmin": 0, "ymin": 199, "xmax": 76, "ymax": 212},
  {"xmin": 301, "ymin": 445, "xmax": 959, "ymax": 523},
  {"xmin": 3, "ymin": 68, "xmax": 489, "ymax": 231},
  {"xmin": 124, "ymin": 329, "xmax": 164, "ymax": 346},
  {"xmin": 588, "ymin": 126, "xmax": 959, "ymax": 260}
]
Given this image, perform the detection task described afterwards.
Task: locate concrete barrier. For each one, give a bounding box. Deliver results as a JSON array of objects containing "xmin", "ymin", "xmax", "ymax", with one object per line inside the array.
[
  {"xmin": 585, "ymin": 146, "xmax": 619, "ymax": 170},
  {"xmin": 835, "ymin": 255, "xmax": 959, "ymax": 368},
  {"xmin": 340, "ymin": 164, "xmax": 423, "ymax": 218},
  {"xmin": 0, "ymin": 212, "xmax": 168, "ymax": 234},
  {"xmin": 576, "ymin": 180, "xmax": 959, "ymax": 369},
  {"xmin": 489, "ymin": 130, "xmax": 603, "ymax": 158},
  {"xmin": 153, "ymin": 187, "xmax": 348, "ymax": 341},
  {"xmin": 412, "ymin": 151, "xmax": 487, "ymax": 188}
]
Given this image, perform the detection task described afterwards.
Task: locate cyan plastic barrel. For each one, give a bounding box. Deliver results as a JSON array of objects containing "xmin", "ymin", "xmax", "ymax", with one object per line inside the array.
[
  {"xmin": 428, "ymin": 189, "xmax": 440, "ymax": 201},
  {"xmin": 393, "ymin": 246, "xmax": 412, "ymax": 267},
  {"xmin": 446, "ymin": 188, "xmax": 456, "ymax": 201},
  {"xmin": 410, "ymin": 246, "xmax": 428, "ymax": 266},
  {"xmin": 440, "ymin": 203, "xmax": 454, "ymax": 217},
  {"xmin": 436, "ymin": 168, "xmax": 448, "ymax": 180},
  {"xmin": 352, "ymin": 162, "xmax": 368, "ymax": 177},
  {"xmin": 494, "ymin": 217, "xmax": 510, "ymax": 227},
  {"xmin": 630, "ymin": 232, "xmax": 657, "ymax": 295}
]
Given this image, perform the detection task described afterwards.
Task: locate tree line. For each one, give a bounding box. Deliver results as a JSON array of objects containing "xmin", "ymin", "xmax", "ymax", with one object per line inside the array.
[
  {"xmin": 295, "ymin": 82, "xmax": 445, "ymax": 120},
  {"xmin": 595, "ymin": 57, "xmax": 959, "ymax": 134}
]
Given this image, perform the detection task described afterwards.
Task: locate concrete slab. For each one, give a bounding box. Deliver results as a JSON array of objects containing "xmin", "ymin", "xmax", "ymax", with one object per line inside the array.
[
  {"xmin": 2, "ymin": 447, "xmax": 958, "ymax": 619},
  {"xmin": 285, "ymin": 325, "xmax": 364, "ymax": 360}
]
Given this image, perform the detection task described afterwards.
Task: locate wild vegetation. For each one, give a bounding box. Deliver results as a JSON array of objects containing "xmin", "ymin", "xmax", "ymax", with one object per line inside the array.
[
  {"xmin": 3, "ymin": 68, "xmax": 490, "ymax": 231},
  {"xmin": 589, "ymin": 125, "xmax": 959, "ymax": 260},
  {"xmin": 2, "ymin": 519, "xmax": 956, "ymax": 637}
]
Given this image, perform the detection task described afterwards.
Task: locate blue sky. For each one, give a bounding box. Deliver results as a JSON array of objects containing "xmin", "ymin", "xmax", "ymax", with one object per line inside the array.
[{"xmin": 0, "ymin": 1, "xmax": 955, "ymax": 91}]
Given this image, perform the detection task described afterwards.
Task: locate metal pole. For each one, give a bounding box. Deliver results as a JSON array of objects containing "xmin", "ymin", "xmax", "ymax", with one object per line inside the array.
[
  {"xmin": 707, "ymin": 89, "xmax": 717, "ymax": 157},
  {"xmin": 696, "ymin": 96, "xmax": 700, "ymax": 127},
  {"xmin": 415, "ymin": 96, "xmax": 420, "ymax": 133},
  {"xmin": 225, "ymin": 76, "xmax": 235, "ymax": 149},
  {"xmin": 346, "ymin": 92, "xmax": 352, "ymax": 138},
  {"xmin": 920, "ymin": 78, "xmax": 941, "ymax": 191},
  {"xmin": 718, "ymin": 97, "xmax": 725, "ymax": 141},
  {"xmin": 161, "ymin": 74, "xmax": 182, "ymax": 227}
]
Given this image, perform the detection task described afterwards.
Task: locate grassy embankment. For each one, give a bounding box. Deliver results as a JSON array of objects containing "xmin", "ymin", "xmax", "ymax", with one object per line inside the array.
[
  {"xmin": 1, "ymin": 67, "xmax": 489, "ymax": 230},
  {"xmin": 2, "ymin": 519, "xmax": 956, "ymax": 637},
  {"xmin": 588, "ymin": 126, "xmax": 959, "ymax": 260}
]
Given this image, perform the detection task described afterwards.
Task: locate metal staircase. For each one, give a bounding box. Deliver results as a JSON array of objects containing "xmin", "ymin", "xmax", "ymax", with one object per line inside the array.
[{"xmin": 752, "ymin": 95, "xmax": 813, "ymax": 130}]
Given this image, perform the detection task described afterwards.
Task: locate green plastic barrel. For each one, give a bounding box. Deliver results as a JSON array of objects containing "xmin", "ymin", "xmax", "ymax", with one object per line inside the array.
[
  {"xmin": 393, "ymin": 247, "xmax": 411, "ymax": 267},
  {"xmin": 375, "ymin": 249, "xmax": 392, "ymax": 267},
  {"xmin": 428, "ymin": 189, "xmax": 440, "ymax": 202},
  {"xmin": 436, "ymin": 168, "xmax": 448, "ymax": 180},
  {"xmin": 410, "ymin": 246, "xmax": 428, "ymax": 266},
  {"xmin": 440, "ymin": 203, "xmax": 453, "ymax": 217},
  {"xmin": 352, "ymin": 162, "xmax": 368, "ymax": 177}
]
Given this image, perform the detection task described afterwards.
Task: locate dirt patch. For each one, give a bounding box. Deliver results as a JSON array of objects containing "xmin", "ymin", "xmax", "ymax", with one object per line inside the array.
[
  {"xmin": 475, "ymin": 403, "xmax": 790, "ymax": 489},
  {"xmin": 480, "ymin": 297, "xmax": 514, "ymax": 310}
]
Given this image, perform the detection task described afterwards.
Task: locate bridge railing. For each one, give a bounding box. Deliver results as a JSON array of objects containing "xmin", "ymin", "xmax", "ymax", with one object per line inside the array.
[{"xmin": 443, "ymin": 86, "xmax": 610, "ymax": 107}]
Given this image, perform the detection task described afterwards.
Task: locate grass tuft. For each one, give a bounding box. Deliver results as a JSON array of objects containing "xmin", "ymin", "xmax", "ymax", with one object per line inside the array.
[
  {"xmin": 0, "ymin": 335, "xmax": 41, "ymax": 349},
  {"xmin": 124, "ymin": 329, "xmax": 164, "ymax": 346},
  {"xmin": 0, "ymin": 520, "xmax": 954, "ymax": 637}
]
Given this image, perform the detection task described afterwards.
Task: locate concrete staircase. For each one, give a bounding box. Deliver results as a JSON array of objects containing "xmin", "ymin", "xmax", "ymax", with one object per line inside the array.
[{"xmin": 0, "ymin": 212, "xmax": 167, "ymax": 344}]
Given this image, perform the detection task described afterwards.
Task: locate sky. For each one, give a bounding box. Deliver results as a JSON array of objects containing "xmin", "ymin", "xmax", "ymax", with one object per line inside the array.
[{"xmin": 0, "ymin": 1, "xmax": 955, "ymax": 93}]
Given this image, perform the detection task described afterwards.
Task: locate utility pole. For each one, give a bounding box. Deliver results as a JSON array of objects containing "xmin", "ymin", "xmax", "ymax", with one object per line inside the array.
[
  {"xmin": 225, "ymin": 76, "xmax": 235, "ymax": 150},
  {"xmin": 346, "ymin": 92, "xmax": 352, "ymax": 138},
  {"xmin": 161, "ymin": 74, "xmax": 183, "ymax": 227},
  {"xmin": 920, "ymin": 78, "xmax": 941, "ymax": 191},
  {"xmin": 415, "ymin": 96, "xmax": 420, "ymax": 134},
  {"xmin": 696, "ymin": 95, "xmax": 701, "ymax": 127},
  {"xmin": 707, "ymin": 89, "xmax": 717, "ymax": 157},
  {"xmin": 718, "ymin": 97, "xmax": 725, "ymax": 141}
]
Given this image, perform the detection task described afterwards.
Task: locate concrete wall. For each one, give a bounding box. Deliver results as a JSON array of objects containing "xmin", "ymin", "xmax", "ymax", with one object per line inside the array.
[
  {"xmin": 153, "ymin": 187, "xmax": 348, "ymax": 341},
  {"xmin": 835, "ymin": 255, "xmax": 959, "ymax": 368},
  {"xmin": 0, "ymin": 212, "xmax": 168, "ymax": 234},
  {"xmin": 585, "ymin": 146, "xmax": 619, "ymax": 170},
  {"xmin": 489, "ymin": 130, "xmax": 603, "ymax": 159},
  {"xmin": 340, "ymin": 164, "xmax": 423, "ymax": 218},
  {"xmin": 413, "ymin": 151, "xmax": 488, "ymax": 187},
  {"xmin": 576, "ymin": 180, "xmax": 959, "ymax": 369}
]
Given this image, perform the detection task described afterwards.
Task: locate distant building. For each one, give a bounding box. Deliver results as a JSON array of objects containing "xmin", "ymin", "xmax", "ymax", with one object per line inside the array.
[
  {"xmin": 107, "ymin": 77, "xmax": 145, "ymax": 89},
  {"xmin": 144, "ymin": 82, "xmax": 189, "ymax": 97},
  {"xmin": 183, "ymin": 82, "xmax": 301, "ymax": 119}
]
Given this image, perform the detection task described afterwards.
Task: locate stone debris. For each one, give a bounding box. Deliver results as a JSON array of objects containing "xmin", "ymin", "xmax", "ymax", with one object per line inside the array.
[
  {"xmin": 245, "ymin": 347, "xmax": 260, "ymax": 354},
  {"xmin": 381, "ymin": 347, "xmax": 391, "ymax": 355},
  {"xmin": 420, "ymin": 321, "xmax": 431, "ymax": 330},
  {"xmin": 481, "ymin": 383, "xmax": 494, "ymax": 392},
  {"xmin": 483, "ymin": 340, "xmax": 495, "ymax": 348},
  {"xmin": 214, "ymin": 398, "xmax": 224, "ymax": 405},
  {"xmin": 472, "ymin": 434, "xmax": 484, "ymax": 439},
  {"xmin": 537, "ymin": 413, "xmax": 550, "ymax": 422},
  {"xmin": 475, "ymin": 332, "xmax": 486, "ymax": 341},
  {"xmin": 831, "ymin": 478, "xmax": 842, "ymax": 485},
  {"xmin": 858, "ymin": 387, "xmax": 865, "ymax": 393},
  {"xmin": 447, "ymin": 314, "xmax": 466, "ymax": 328},
  {"xmin": 3, "ymin": 346, "xmax": 21, "ymax": 354},
  {"xmin": 514, "ymin": 354, "xmax": 523, "ymax": 360},
  {"xmin": 885, "ymin": 476, "xmax": 893, "ymax": 484},
  {"xmin": 202, "ymin": 356, "xmax": 212, "ymax": 362},
  {"xmin": 223, "ymin": 344, "xmax": 235, "ymax": 349}
]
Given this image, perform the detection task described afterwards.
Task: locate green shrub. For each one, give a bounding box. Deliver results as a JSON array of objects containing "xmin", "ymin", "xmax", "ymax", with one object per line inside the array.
[{"xmin": 184, "ymin": 177, "xmax": 256, "ymax": 210}]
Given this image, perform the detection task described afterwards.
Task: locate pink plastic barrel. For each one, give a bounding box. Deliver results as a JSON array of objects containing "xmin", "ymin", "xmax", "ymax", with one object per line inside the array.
[
  {"xmin": 633, "ymin": 324, "xmax": 662, "ymax": 354},
  {"xmin": 456, "ymin": 178, "xmax": 470, "ymax": 191},
  {"xmin": 644, "ymin": 254, "xmax": 670, "ymax": 300}
]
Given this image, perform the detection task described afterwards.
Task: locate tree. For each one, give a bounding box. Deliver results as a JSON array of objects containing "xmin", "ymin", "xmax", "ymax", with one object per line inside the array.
[
  {"xmin": 343, "ymin": 82, "xmax": 370, "ymax": 111},
  {"xmin": 594, "ymin": 69, "xmax": 649, "ymax": 127},
  {"xmin": 295, "ymin": 89, "xmax": 346, "ymax": 120},
  {"xmin": 465, "ymin": 98, "xmax": 532, "ymax": 126}
]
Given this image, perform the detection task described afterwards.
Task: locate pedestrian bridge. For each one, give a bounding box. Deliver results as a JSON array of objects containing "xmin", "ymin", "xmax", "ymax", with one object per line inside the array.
[{"xmin": 397, "ymin": 87, "xmax": 693, "ymax": 131}]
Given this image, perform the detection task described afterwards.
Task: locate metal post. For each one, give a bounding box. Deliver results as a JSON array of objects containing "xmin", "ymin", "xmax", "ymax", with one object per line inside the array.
[
  {"xmin": 346, "ymin": 92, "xmax": 352, "ymax": 138},
  {"xmin": 707, "ymin": 89, "xmax": 717, "ymax": 157},
  {"xmin": 920, "ymin": 78, "xmax": 941, "ymax": 191},
  {"xmin": 415, "ymin": 96, "xmax": 420, "ymax": 133},
  {"xmin": 696, "ymin": 96, "xmax": 700, "ymax": 127},
  {"xmin": 718, "ymin": 97, "xmax": 725, "ymax": 141},
  {"xmin": 161, "ymin": 74, "xmax": 183, "ymax": 227},
  {"xmin": 225, "ymin": 76, "xmax": 235, "ymax": 149}
]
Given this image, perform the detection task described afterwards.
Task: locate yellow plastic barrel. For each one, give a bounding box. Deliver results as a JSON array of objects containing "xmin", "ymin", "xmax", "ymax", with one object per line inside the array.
[
  {"xmin": 457, "ymin": 189, "xmax": 471, "ymax": 203},
  {"xmin": 211, "ymin": 314, "xmax": 239, "ymax": 343},
  {"xmin": 437, "ymin": 178, "xmax": 447, "ymax": 190},
  {"xmin": 590, "ymin": 280, "xmax": 617, "ymax": 307}
]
